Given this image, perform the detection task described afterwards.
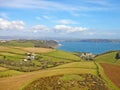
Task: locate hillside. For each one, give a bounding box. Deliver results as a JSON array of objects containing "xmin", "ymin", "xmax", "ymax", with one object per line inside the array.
[
  {"xmin": 0, "ymin": 46, "xmax": 119, "ymax": 90},
  {"xmin": 0, "ymin": 40, "xmax": 58, "ymax": 48}
]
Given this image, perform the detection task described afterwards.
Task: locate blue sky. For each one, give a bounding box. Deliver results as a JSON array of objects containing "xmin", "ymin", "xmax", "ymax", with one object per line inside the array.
[{"xmin": 0, "ymin": 0, "xmax": 120, "ymax": 39}]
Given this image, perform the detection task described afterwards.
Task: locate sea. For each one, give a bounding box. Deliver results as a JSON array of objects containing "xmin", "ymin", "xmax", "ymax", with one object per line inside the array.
[{"xmin": 57, "ymin": 41, "xmax": 120, "ymax": 54}]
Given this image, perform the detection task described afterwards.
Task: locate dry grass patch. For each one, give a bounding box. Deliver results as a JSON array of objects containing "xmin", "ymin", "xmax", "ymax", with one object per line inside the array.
[
  {"xmin": 0, "ymin": 67, "xmax": 8, "ymax": 71},
  {"xmin": 0, "ymin": 46, "xmax": 11, "ymax": 51},
  {"xmin": 20, "ymin": 47, "xmax": 55, "ymax": 53}
]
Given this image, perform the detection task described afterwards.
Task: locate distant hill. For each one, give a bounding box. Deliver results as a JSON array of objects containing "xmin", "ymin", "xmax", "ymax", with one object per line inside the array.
[
  {"xmin": 61, "ymin": 39, "xmax": 120, "ymax": 43},
  {"xmin": 0, "ymin": 40, "xmax": 58, "ymax": 48}
]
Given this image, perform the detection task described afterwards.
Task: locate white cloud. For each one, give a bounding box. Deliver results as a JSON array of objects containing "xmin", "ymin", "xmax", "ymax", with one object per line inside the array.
[
  {"xmin": 0, "ymin": 0, "xmax": 114, "ymax": 12},
  {"xmin": 32, "ymin": 25, "xmax": 50, "ymax": 33},
  {"xmin": 0, "ymin": 18, "xmax": 89, "ymax": 34},
  {"xmin": 0, "ymin": 0, "xmax": 76, "ymax": 11},
  {"xmin": 0, "ymin": 18, "xmax": 25, "ymax": 30},
  {"xmin": 54, "ymin": 25, "xmax": 88, "ymax": 33},
  {"xmin": 57, "ymin": 19, "xmax": 79, "ymax": 24}
]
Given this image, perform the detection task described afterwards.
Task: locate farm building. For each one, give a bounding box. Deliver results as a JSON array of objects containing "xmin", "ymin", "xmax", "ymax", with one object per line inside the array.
[{"xmin": 80, "ymin": 52, "xmax": 95, "ymax": 60}]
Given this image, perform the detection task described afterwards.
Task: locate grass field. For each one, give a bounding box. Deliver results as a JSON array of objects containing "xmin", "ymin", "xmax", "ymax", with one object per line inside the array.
[
  {"xmin": 95, "ymin": 51, "xmax": 120, "ymax": 64},
  {"xmin": 42, "ymin": 50, "xmax": 81, "ymax": 62}
]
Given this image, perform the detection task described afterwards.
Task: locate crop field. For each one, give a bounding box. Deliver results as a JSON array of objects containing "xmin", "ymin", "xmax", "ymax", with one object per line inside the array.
[
  {"xmin": 20, "ymin": 47, "xmax": 55, "ymax": 53},
  {"xmin": 100, "ymin": 63, "xmax": 120, "ymax": 88}
]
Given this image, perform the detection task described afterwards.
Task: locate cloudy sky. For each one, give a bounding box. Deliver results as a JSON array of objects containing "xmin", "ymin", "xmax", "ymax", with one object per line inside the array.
[{"xmin": 0, "ymin": 0, "xmax": 120, "ymax": 39}]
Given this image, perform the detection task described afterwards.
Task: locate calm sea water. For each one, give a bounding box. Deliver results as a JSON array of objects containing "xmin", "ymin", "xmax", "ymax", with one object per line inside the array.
[{"xmin": 57, "ymin": 41, "xmax": 120, "ymax": 54}]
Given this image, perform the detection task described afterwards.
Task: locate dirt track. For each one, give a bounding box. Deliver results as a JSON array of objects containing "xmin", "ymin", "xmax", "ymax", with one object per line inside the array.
[{"xmin": 100, "ymin": 63, "xmax": 120, "ymax": 88}]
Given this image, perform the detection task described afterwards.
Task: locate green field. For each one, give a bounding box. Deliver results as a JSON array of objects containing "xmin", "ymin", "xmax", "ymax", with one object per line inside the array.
[
  {"xmin": 41, "ymin": 50, "xmax": 81, "ymax": 62},
  {"xmin": 95, "ymin": 51, "xmax": 120, "ymax": 64},
  {"xmin": 0, "ymin": 40, "xmax": 58, "ymax": 48},
  {"xmin": 0, "ymin": 46, "xmax": 119, "ymax": 90},
  {"xmin": 0, "ymin": 40, "xmax": 34, "ymax": 47}
]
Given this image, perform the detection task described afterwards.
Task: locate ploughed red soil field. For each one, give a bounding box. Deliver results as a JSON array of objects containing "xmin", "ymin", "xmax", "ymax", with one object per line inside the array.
[{"xmin": 100, "ymin": 63, "xmax": 120, "ymax": 88}]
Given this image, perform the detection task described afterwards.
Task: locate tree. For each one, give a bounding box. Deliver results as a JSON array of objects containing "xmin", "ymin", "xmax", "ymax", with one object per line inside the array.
[{"xmin": 115, "ymin": 51, "xmax": 120, "ymax": 60}]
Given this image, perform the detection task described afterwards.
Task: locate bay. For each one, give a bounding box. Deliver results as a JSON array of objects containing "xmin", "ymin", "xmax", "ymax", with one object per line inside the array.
[{"xmin": 57, "ymin": 41, "xmax": 120, "ymax": 54}]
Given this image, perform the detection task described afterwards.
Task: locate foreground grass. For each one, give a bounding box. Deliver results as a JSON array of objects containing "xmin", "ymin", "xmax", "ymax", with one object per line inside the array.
[
  {"xmin": 0, "ymin": 62, "xmax": 97, "ymax": 90},
  {"xmin": 24, "ymin": 73, "xmax": 107, "ymax": 90},
  {"xmin": 21, "ymin": 62, "xmax": 97, "ymax": 90}
]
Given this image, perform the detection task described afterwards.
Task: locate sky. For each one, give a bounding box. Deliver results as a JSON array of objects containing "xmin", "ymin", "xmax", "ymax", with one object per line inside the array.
[{"xmin": 0, "ymin": 0, "xmax": 120, "ymax": 39}]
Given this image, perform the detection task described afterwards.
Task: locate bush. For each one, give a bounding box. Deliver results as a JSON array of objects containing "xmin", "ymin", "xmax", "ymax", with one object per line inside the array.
[{"xmin": 115, "ymin": 51, "xmax": 120, "ymax": 60}]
